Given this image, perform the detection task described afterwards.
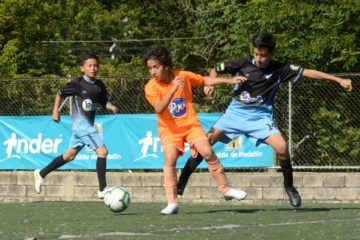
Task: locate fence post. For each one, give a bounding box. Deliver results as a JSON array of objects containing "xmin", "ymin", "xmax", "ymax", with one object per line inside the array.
[{"xmin": 288, "ymin": 81, "xmax": 293, "ymax": 162}]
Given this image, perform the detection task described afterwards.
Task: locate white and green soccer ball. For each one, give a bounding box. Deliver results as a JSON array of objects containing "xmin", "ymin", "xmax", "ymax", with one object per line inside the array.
[{"xmin": 104, "ymin": 187, "xmax": 130, "ymax": 213}]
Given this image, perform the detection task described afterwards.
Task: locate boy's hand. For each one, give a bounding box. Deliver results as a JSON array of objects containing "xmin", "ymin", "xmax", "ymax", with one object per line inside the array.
[
  {"xmin": 231, "ymin": 76, "xmax": 247, "ymax": 84},
  {"xmin": 111, "ymin": 106, "xmax": 118, "ymax": 114},
  {"xmin": 171, "ymin": 77, "xmax": 184, "ymax": 93},
  {"xmin": 52, "ymin": 111, "xmax": 60, "ymax": 123},
  {"xmin": 204, "ymin": 86, "xmax": 214, "ymax": 97},
  {"xmin": 339, "ymin": 79, "xmax": 352, "ymax": 92}
]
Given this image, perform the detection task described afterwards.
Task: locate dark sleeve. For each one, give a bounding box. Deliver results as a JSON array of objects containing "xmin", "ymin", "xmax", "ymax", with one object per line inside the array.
[
  {"xmin": 58, "ymin": 78, "xmax": 80, "ymax": 97},
  {"xmin": 97, "ymin": 80, "xmax": 110, "ymax": 107},
  {"xmin": 280, "ymin": 64, "xmax": 304, "ymax": 84},
  {"xmin": 215, "ymin": 57, "xmax": 246, "ymax": 75}
]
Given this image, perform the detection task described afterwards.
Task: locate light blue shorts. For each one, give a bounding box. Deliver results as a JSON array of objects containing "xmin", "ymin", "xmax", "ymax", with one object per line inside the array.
[
  {"xmin": 213, "ymin": 105, "xmax": 280, "ymax": 146},
  {"xmin": 69, "ymin": 131, "xmax": 104, "ymax": 151}
]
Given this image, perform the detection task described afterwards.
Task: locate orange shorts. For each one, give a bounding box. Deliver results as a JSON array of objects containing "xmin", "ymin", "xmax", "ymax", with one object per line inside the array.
[{"xmin": 159, "ymin": 124, "xmax": 208, "ymax": 157}]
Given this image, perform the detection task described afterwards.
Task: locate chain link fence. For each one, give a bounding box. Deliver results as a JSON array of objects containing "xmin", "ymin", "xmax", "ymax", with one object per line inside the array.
[
  {"xmin": 0, "ymin": 74, "xmax": 358, "ymax": 167},
  {"xmin": 275, "ymin": 74, "xmax": 360, "ymax": 168}
]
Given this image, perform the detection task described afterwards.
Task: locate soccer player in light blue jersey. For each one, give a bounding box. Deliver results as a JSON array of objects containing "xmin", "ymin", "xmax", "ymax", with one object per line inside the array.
[
  {"xmin": 177, "ymin": 32, "xmax": 352, "ymax": 207},
  {"xmin": 33, "ymin": 54, "xmax": 118, "ymax": 199}
]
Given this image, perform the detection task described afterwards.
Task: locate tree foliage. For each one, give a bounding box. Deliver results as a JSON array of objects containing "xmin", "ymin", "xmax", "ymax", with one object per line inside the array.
[{"xmin": 0, "ymin": 0, "xmax": 359, "ymax": 78}]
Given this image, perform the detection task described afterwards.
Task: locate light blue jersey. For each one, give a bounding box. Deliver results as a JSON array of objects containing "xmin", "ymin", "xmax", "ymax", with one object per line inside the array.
[{"xmin": 58, "ymin": 75, "xmax": 109, "ymax": 150}]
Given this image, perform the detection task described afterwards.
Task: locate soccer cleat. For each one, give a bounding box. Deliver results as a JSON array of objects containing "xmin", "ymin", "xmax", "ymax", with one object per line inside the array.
[
  {"xmin": 223, "ymin": 188, "xmax": 247, "ymax": 201},
  {"xmin": 177, "ymin": 180, "xmax": 186, "ymax": 196},
  {"xmin": 33, "ymin": 170, "xmax": 44, "ymax": 194},
  {"xmin": 97, "ymin": 187, "xmax": 113, "ymax": 199},
  {"xmin": 160, "ymin": 203, "xmax": 179, "ymax": 215},
  {"xmin": 285, "ymin": 186, "xmax": 301, "ymax": 208}
]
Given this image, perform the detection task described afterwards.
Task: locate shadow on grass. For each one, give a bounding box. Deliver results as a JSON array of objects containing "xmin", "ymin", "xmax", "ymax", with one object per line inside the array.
[
  {"xmin": 185, "ymin": 206, "xmax": 360, "ymax": 215},
  {"xmin": 185, "ymin": 208, "xmax": 262, "ymax": 214},
  {"xmin": 111, "ymin": 212, "xmax": 139, "ymax": 216},
  {"xmin": 277, "ymin": 207, "xmax": 360, "ymax": 212}
]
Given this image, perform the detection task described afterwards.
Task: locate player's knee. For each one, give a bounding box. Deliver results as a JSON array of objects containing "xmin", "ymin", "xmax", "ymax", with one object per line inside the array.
[
  {"xmin": 97, "ymin": 146, "xmax": 108, "ymax": 158},
  {"xmin": 99, "ymin": 150, "xmax": 108, "ymax": 158},
  {"xmin": 273, "ymin": 142, "xmax": 288, "ymax": 158},
  {"xmin": 201, "ymin": 149, "xmax": 215, "ymax": 161},
  {"xmin": 63, "ymin": 155, "xmax": 76, "ymax": 161}
]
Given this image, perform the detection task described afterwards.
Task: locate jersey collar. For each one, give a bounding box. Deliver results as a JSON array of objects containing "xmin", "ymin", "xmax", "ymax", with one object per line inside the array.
[
  {"xmin": 83, "ymin": 75, "xmax": 96, "ymax": 84},
  {"xmin": 251, "ymin": 58, "xmax": 256, "ymax": 66}
]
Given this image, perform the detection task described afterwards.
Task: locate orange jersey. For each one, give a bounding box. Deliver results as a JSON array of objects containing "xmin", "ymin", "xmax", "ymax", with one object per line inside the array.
[{"xmin": 144, "ymin": 70, "xmax": 204, "ymax": 132}]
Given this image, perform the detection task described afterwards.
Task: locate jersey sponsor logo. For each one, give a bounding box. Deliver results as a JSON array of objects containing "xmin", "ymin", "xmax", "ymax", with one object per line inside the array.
[
  {"xmin": 238, "ymin": 91, "xmax": 263, "ymax": 104},
  {"xmin": 82, "ymin": 99, "xmax": 97, "ymax": 111},
  {"xmin": 168, "ymin": 98, "xmax": 186, "ymax": 118},
  {"xmin": 217, "ymin": 63, "xmax": 225, "ymax": 72}
]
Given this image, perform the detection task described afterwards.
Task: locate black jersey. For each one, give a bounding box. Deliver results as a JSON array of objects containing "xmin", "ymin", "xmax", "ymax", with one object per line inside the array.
[
  {"xmin": 58, "ymin": 76, "xmax": 109, "ymax": 134},
  {"xmin": 215, "ymin": 57, "xmax": 304, "ymax": 108}
]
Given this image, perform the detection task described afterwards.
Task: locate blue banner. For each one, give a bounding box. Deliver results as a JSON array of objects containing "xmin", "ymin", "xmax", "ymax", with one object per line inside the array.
[{"xmin": 0, "ymin": 114, "xmax": 273, "ymax": 169}]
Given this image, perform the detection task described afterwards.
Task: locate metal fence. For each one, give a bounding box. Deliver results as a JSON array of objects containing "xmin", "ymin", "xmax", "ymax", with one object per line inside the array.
[{"xmin": 0, "ymin": 73, "xmax": 359, "ymax": 167}]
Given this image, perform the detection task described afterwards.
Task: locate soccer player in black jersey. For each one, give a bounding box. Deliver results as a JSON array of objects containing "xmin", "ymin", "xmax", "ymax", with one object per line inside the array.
[
  {"xmin": 177, "ymin": 32, "xmax": 352, "ymax": 207},
  {"xmin": 33, "ymin": 54, "xmax": 118, "ymax": 199}
]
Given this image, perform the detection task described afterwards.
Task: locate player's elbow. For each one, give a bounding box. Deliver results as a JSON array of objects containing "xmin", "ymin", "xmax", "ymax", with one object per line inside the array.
[{"xmin": 153, "ymin": 103, "xmax": 166, "ymax": 114}]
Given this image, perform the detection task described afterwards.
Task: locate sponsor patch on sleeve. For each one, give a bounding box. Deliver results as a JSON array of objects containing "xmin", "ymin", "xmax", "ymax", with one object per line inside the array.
[
  {"xmin": 290, "ymin": 64, "xmax": 300, "ymax": 71},
  {"xmin": 216, "ymin": 63, "xmax": 225, "ymax": 72}
]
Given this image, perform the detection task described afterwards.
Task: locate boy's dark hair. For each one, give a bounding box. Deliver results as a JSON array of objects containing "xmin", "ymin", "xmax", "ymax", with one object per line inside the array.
[
  {"xmin": 80, "ymin": 54, "xmax": 100, "ymax": 66},
  {"xmin": 143, "ymin": 46, "xmax": 172, "ymax": 68},
  {"xmin": 252, "ymin": 32, "xmax": 276, "ymax": 53}
]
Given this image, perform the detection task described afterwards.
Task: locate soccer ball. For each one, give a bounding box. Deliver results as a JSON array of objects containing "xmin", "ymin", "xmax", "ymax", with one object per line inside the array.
[{"xmin": 104, "ymin": 187, "xmax": 130, "ymax": 213}]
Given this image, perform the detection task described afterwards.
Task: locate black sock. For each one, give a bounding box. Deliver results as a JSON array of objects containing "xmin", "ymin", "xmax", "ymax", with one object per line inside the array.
[
  {"xmin": 96, "ymin": 157, "xmax": 107, "ymax": 191},
  {"xmin": 280, "ymin": 159, "xmax": 293, "ymax": 188},
  {"xmin": 178, "ymin": 154, "xmax": 203, "ymax": 186},
  {"xmin": 40, "ymin": 155, "xmax": 67, "ymax": 178}
]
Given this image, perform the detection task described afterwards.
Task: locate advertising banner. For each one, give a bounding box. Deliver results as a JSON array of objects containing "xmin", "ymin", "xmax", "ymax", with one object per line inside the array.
[{"xmin": 0, "ymin": 114, "xmax": 273, "ymax": 169}]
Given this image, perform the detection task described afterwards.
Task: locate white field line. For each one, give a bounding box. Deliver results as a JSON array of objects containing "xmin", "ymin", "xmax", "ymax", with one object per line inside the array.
[
  {"xmin": 165, "ymin": 217, "xmax": 360, "ymax": 231},
  {"xmin": 59, "ymin": 232, "xmax": 152, "ymax": 239},
  {"xmin": 58, "ymin": 218, "xmax": 360, "ymax": 239}
]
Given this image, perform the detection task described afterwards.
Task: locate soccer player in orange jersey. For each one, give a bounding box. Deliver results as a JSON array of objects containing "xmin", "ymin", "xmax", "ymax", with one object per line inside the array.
[{"xmin": 144, "ymin": 46, "xmax": 248, "ymax": 215}]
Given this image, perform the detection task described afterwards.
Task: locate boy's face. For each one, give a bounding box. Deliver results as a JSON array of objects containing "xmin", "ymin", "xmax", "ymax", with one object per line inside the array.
[
  {"xmin": 253, "ymin": 48, "xmax": 273, "ymax": 69},
  {"xmin": 80, "ymin": 58, "xmax": 99, "ymax": 79},
  {"xmin": 146, "ymin": 59, "xmax": 169, "ymax": 82}
]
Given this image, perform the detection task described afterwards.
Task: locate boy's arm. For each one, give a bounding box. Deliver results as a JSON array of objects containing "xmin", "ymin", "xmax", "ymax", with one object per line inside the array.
[
  {"xmin": 203, "ymin": 68, "xmax": 217, "ymax": 96},
  {"xmin": 52, "ymin": 94, "xmax": 62, "ymax": 123},
  {"xmin": 152, "ymin": 77, "xmax": 182, "ymax": 114},
  {"xmin": 203, "ymin": 73, "xmax": 246, "ymax": 86},
  {"xmin": 303, "ymin": 69, "xmax": 352, "ymax": 92},
  {"xmin": 105, "ymin": 102, "xmax": 118, "ymax": 113}
]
